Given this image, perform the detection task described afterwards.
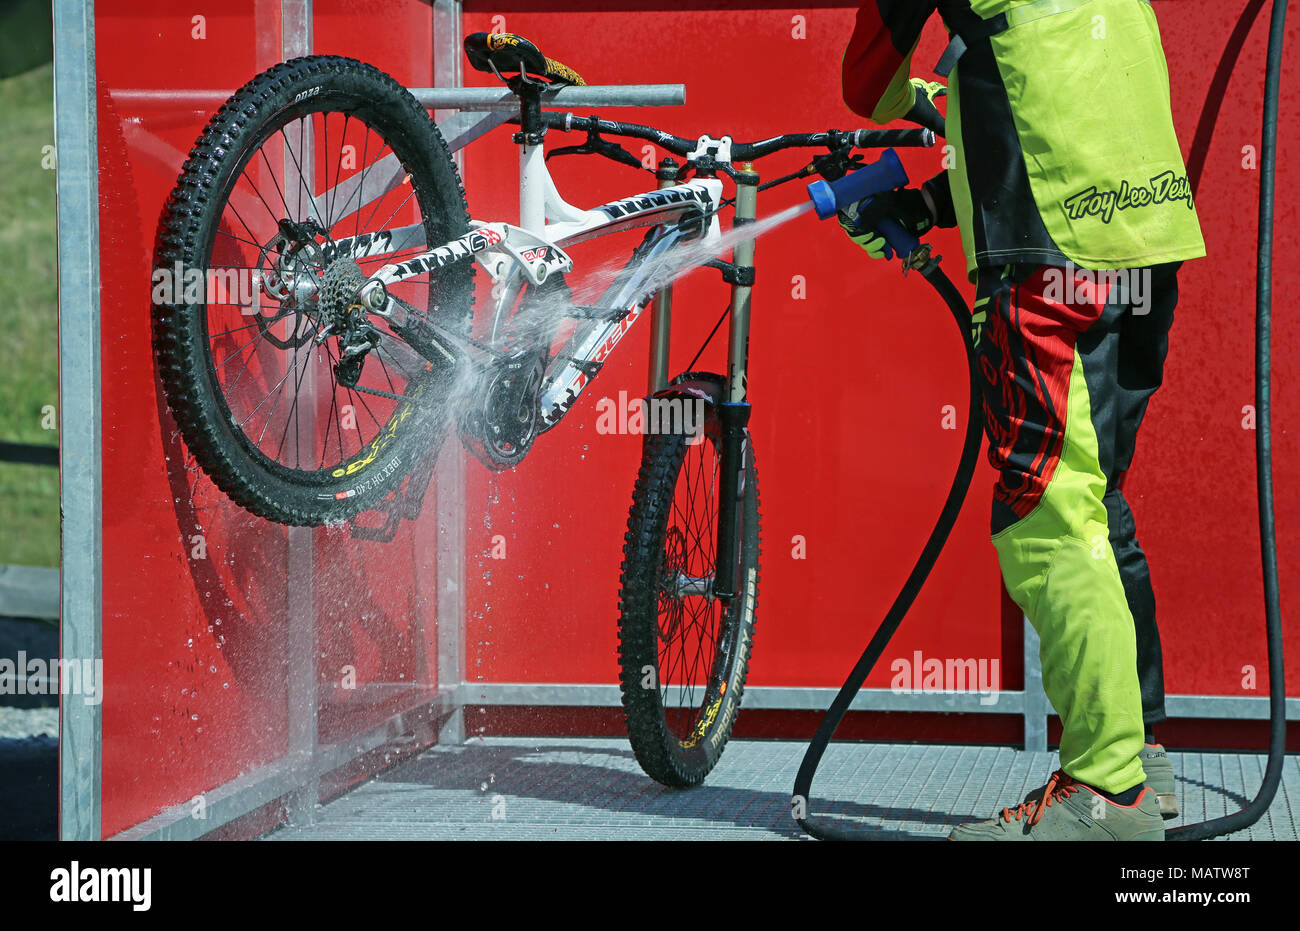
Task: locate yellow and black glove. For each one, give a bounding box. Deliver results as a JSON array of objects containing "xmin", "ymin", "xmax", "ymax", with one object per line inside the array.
[
  {"xmin": 905, "ymin": 78, "xmax": 947, "ymax": 136},
  {"xmin": 837, "ymin": 187, "xmax": 936, "ymax": 261}
]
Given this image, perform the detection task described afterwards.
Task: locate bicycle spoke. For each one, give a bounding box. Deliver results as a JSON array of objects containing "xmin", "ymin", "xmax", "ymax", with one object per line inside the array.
[
  {"xmin": 234, "ymin": 162, "xmax": 285, "ymax": 228},
  {"xmin": 257, "ymin": 346, "xmax": 307, "ymax": 451},
  {"xmin": 353, "ymin": 126, "xmax": 371, "ymax": 243},
  {"xmin": 316, "ymin": 143, "xmax": 406, "ymax": 234},
  {"xmin": 268, "ymin": 341, "xmax": 313, "ymax": 460},
  {"xmin": 258, "ymin": 145, "xmax": 292, "ymax": 219},
  {"xmin": 214, "ymin": 227, "xmax": 271, "ymax": 252},
  {"xmin": 371, "ymin": 185, "xmax": 419, "ymax": 244},
  {"xmin": 322, "ymin": 111, "xmax": 331, "ymax": 228},
  {"xmin": 207, "ymin": 320, "xmax": 270, "ymax": 341},
  {"xmin": 238, "ymin": 354, "xmax": 299, "ymax": 431},
  {"xmin": 321, "ymin": 341, "xmax": 357, "ymax": 467}
]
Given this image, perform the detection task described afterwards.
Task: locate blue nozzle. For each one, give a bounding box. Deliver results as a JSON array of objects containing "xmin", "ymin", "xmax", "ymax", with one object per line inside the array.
[
  {"xmin": 806, "ymin": 148, "xmax": 909, "ymax": 220},
  {"xmin": 807, "ymin": 148, "xmax": 920, "ymax": 259}
]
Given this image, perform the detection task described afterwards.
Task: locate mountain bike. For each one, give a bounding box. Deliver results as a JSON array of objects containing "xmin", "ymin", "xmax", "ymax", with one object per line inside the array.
[{"xmin": 150, "ymin": 32, "xmax": 934, "ymax": 786}]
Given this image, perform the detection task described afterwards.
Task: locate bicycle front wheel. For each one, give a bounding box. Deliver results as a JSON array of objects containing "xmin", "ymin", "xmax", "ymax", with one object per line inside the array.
[
  {"xmin": 618, "ymin": 397, "xmax": 761, "ymax": 787},
  {"xmin": 152, "ymin": 55, "xmax": 473, "ymax": 525}
]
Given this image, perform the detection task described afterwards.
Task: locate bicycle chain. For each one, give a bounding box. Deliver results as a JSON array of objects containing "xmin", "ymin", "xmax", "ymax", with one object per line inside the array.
[
  {"xmin": 389, "ymin": 294, "xmax": 504, "ymax": 359},
  {"xmin": 349, "ymin": 382, "xmax": 412, "ymax": 402}
]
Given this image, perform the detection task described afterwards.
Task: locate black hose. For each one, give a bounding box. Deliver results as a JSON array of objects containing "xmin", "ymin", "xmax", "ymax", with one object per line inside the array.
[
  {"xmin": 793, "ymin": 259, "xmax": 983, "ymax": 841},
  {"xmin": 1167, "ymin": 0, "xmax": 1289, "ymax": 841}
]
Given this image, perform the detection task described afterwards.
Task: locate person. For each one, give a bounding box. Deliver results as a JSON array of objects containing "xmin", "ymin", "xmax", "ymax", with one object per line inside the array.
[{"xmin": 838, "ymin": 0, "xmax": 1205, "ymax": 840}]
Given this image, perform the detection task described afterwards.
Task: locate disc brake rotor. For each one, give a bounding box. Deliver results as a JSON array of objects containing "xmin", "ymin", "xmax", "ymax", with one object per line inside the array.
[{"xmin": 253, "ymin": 231, "xmax": 323, "ymax": 350}]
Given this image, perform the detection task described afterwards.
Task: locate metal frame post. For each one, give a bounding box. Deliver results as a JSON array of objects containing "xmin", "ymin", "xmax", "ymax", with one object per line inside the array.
[
  {"xmin": 281, "ymin": 0, "xmax": 318, "ymax": 828},
  {"xmin": 1022, "ymin": 615, "xmax": 1048, "ymax": 751},
  {"xmin": 54, "ymin": 0, "xmax": 102, "ymax": 842},
  {"xmin": 433, "ymin": 0, "xmax": 467, "ymax": 746}
]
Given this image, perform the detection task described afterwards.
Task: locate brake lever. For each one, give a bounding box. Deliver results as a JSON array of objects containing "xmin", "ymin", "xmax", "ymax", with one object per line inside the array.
[
  {"xmin": 546, "ymin": 127, "xmax": 646, "ymax": 170},
  {"xmin": 810, "ymin": 145, "xmax": 865, "ymax": 182}
]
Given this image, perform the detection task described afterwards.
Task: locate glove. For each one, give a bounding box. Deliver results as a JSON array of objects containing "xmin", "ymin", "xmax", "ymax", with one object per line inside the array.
[
  {"xmin": 837, "ymin": 186, "xmax": 936, "ymax": 260},
  {"xmin": 905, "ymin": 77, "xmax": 947, "ymax": 136}
]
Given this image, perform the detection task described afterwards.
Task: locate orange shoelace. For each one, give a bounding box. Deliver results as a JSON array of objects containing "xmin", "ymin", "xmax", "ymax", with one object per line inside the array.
[{"xmin": 1000, "ymin": 769, "xmax": 1083, "ymax": 826}]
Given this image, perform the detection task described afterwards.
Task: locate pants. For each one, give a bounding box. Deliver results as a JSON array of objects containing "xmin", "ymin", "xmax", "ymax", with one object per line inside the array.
[{"xmin": 971, "ymin": 262, "xmax": 1179, "ymax": 793}]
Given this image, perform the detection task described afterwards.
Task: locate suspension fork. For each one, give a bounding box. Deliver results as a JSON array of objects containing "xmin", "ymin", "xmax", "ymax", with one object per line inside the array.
[{"xmin": 712, "ymin": 164, "xmax": 758, "ymax": 601}]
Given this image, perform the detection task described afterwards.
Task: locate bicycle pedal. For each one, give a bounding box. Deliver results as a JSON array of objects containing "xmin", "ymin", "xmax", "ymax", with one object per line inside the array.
[
  {"xmin": 565, "ymin": 306, "xmax": 630, "ymax": 321},
  {"xmin": 560, "ymin": 356, "xmax": 604, "ymax": 377}
]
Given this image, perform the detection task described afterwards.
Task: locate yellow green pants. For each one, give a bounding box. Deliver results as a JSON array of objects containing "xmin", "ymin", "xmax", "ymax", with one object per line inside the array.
[{"xmin": 973, "ymin": 263, "xmax": 1180, "ymax": 793}]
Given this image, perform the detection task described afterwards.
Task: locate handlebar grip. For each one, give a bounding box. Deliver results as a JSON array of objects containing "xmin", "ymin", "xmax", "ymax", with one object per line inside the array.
[
  {"xmin": 873, "ymin": 216, "xmax": 921, "ymax": 260},
  {"xmin": 853, "ymin": 128, "xmax": 936, "ymax": 149}
]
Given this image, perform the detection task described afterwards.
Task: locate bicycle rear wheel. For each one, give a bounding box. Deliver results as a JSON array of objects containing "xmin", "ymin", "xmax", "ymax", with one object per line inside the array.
[
  {"xmin": 152, "ymin": 55, "xmax": 472, "ymax": 525},
  {"xmin": 617, "ymin": 393, "xmax": 760, "ymax": 786}
]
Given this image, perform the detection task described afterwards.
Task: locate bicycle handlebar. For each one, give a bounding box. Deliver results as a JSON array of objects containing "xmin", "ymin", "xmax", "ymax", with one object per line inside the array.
[
  {"xmin": 735, "ymin": 128, "xmax": 936, "ymax": 160},
  {"xmin": 536, "ymin": 112, "xmax": 935, "ymax": 160}
]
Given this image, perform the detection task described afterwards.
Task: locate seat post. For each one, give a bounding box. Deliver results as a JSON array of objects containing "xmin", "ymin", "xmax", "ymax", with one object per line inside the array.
[{"xmin": 512, "ymin": 79, "xmax": 547, "ymax": 234}]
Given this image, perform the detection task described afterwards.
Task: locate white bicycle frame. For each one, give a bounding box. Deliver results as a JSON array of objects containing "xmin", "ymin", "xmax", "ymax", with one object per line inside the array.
[{"xmin": 340, "ymin": 131, "xmax": 732, "ymax": 430}]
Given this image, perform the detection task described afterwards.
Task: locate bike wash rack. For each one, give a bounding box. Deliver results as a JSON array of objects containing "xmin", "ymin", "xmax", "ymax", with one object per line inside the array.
[
  {"xmin": 56, "ymin": 0, "xmax": 1297, "ymax": 842},
  {"xmin": 54, "ymin": 0, "xmax": 686, "ymax": 841}
]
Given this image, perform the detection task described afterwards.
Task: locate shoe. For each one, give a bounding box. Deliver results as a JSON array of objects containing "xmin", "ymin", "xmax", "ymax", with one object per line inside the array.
[
  {"xmin": 1022, "ymin": 745, "xmax": 1178, "ymax": 819},
  {"xmin": 949, "ymin": 769, "xmax": 1165, "ymax": 841},
  {"xmin": 1141, "ymin": 743, "xmax": 1178, "ymax": 819}
]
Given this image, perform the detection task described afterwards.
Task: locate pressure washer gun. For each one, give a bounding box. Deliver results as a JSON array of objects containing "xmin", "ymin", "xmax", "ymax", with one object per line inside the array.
[{"xmin": 806, "ymin": 149, "xmax": 934, "ymax": 274}]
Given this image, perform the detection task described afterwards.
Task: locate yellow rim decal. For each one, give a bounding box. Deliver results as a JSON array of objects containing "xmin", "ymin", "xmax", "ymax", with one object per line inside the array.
[
  {"xmin": 328, "ymin": 367, "xmax": 432, "ymax": 479},
  {"xmin": 679, "ymin": 696, "xmax": 722, "ymax": 749}
]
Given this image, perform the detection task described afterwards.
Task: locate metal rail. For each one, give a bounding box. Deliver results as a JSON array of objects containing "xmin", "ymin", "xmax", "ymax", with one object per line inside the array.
[{"xmin": 109, "ymin": 83, "xmax": 685, "ymax": 110}]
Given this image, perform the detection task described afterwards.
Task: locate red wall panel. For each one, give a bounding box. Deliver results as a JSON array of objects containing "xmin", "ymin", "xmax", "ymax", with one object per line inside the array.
[
  {"xmin": 1122, "ymin": 2, "xmax": 1300, "ymax": 698},
  {"xmin": 456, "ymin": 2, "xmax": 1298, "ymax": 711},
  {"xmin": 455, "ymin": 6, "xmax": 1003, "ymax": 715}
]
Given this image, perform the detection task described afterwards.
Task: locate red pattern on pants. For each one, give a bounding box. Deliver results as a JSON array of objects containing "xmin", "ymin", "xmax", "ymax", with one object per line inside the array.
[{"xmin": 976, "ymin": 265, "xmax": 1114, "ymax": 528}]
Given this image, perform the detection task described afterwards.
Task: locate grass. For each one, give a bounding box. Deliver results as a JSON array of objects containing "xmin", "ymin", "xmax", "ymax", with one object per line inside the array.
[{"xmin": 0, "ymin": 63, "xmax": 59, "ymax": 567}]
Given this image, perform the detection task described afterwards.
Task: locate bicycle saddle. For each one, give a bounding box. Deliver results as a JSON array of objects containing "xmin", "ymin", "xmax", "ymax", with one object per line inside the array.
[{"xmin": 463, "ymin": 32, "xmax": 586, "ymax": 87}]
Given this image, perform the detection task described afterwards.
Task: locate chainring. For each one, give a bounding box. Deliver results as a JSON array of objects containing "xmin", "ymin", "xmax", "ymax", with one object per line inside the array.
[{"xmin": 459, "ymin": 349, "xmax": 546, "ymax": 470}]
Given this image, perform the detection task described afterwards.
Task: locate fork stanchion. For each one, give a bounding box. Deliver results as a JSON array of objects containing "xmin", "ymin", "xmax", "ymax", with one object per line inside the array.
[
  {"xmin": 726, "ymin": 165, "xmax": 759, "ymax": 406},
  {"xmin": 647, "ymin": 157, "xmax": 680, "ymax": 395}
]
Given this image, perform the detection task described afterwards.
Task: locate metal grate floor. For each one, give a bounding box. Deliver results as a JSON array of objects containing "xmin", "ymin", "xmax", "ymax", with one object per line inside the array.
[{"xmin": 265, "ymin": 738, "xmax": 1299, "ymax": 841}]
